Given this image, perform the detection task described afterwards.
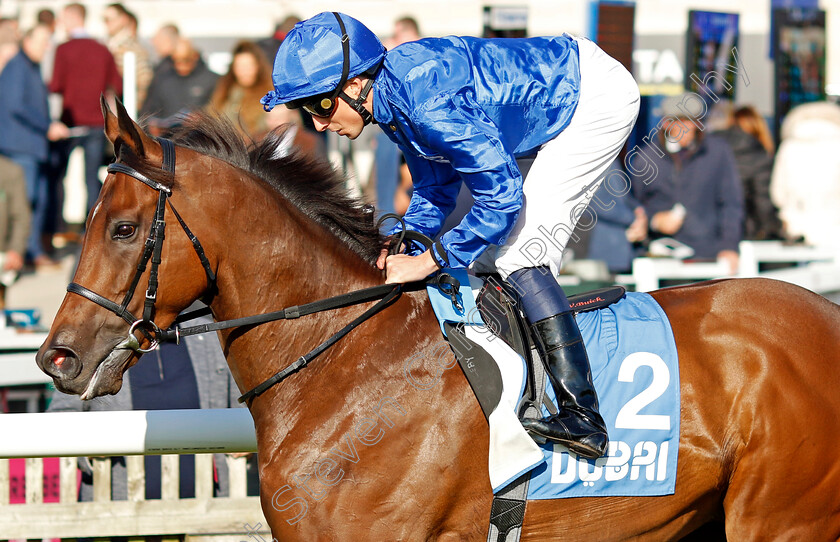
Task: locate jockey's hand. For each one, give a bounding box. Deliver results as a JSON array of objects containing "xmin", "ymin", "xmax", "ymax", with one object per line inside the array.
[
  {"xmin": 381, "ymin": 250, "xmax": 438, "ymax": 284},
  {"xmin": 376, "ymin": 247, "xmax": 389, "ymax": 270},
  {"xmin": 376, "ymin": 238, "xmax": 406, "ymax": 270}
]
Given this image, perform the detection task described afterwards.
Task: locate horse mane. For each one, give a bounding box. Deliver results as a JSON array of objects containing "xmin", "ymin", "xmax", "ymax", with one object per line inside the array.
[{"xmin": 162, "ymin": 112, "xmax": 384, "ymax": 263}]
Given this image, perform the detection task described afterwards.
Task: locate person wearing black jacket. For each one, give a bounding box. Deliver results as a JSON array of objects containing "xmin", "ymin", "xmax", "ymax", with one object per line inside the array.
[
  {"xmin": 714, "ymin": 105, "xmax": 785, "ymax": 241},
  {"xmin": 631, "ymin": 93, "xmax": 744, "ymax": 273},
  {"xmin": 140, "ymin": 38, "xmax": 218, "ymax": 135}
]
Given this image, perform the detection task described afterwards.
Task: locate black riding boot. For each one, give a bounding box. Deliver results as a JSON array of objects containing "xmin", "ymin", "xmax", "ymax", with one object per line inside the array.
[
  {"xmin": 507, "ymin": 266, "xmax": 608, "ymax": 460},
  {"xmin": 523, "ymin": 312, "xmax": 608, "ymax": 459}
]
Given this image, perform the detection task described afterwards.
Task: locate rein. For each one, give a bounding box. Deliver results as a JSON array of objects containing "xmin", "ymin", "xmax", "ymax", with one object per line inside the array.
[
  {"xmin": 65, "ymin": 138, "xmax": 431, "ymax": 404},
  {"xmin": 163, "ymin": 282, "xmax": 404, "ymax": 403}
]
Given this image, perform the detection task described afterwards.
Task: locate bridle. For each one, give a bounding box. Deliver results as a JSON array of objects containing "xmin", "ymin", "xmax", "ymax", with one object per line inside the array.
[
  {"xmin": 63, "ymin": 137, "xmax": 415, "ymax": 403},
  {"xmin": 66, "ymin": 138, "xmax": 216, "ymax": 353}
]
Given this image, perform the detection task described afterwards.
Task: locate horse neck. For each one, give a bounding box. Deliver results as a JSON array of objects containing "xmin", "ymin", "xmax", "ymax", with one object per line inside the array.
[
  {"xmin": 189, "ymin": 168, "xmax": 490, "ymax": 529},
  {"xmin": 198, "ymin": 168, "xmax": 383, "ymax": 402},
  {"xmin": 207, "ymin": 171, "xmax": 380, "ymax": 313}
]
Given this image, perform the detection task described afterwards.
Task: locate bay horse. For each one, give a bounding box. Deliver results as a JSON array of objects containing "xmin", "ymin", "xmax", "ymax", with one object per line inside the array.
[{"xmin": 37, "ymin": 99, "xmax": 840, "ymax": 541}]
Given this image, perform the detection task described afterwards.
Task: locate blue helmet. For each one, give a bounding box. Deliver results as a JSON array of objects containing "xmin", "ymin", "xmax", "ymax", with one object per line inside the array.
[{"xmin": 261, "ymin": 12, "xmax": 385, "ymax": 112}]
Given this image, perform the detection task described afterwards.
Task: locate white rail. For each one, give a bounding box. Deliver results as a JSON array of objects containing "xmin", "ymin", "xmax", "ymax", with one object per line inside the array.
[
  {"xmin": 631, "ymin": 240, "xmax": 840, "ymax": 293},
  {"xmin": 0, "ymin": 409, "xmax": 258, "ymax": 458},
  {"xmin": 0, "ymin": 409, "xmax": 266, "ymax": 539},
  {"xmin": 0, "ymin": 454, "xmax": 269, "ymax": 539}
]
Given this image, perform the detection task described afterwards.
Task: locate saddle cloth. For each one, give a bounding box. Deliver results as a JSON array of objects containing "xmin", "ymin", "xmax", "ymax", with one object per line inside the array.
[{"xmin": 427, "ymin": 269, "xmax": 680, "ymax": 498}]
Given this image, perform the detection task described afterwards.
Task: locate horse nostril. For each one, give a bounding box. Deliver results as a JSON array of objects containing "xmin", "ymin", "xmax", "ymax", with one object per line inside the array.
[
  {"xmin": 54, "ymin": 351, "xmax": 66, "ymax": 368},
  {"xmin": 47, "ymin": 348, "xmax": 82, "ymax": 379}
]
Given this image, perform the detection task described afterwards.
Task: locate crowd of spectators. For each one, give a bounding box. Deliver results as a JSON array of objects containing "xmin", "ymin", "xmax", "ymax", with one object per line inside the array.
[
  {"xmin": 360, "ymin": 19, "xmax": 820, "ymax": 280},
  {"xmin": 576, "ymin": 91, "xmax": 830, "ymax": 278},
  {"xmin": 0, "ymin": 3, "xmax": 325, "ymax": 311},
  {"xmin": 1, "ymin": 3, "xmax": 836, "ymax": 310}
]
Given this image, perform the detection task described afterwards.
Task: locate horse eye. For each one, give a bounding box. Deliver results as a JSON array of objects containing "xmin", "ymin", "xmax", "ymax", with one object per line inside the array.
[{"xmin": 114, "ymin": 224, "xmax": 137, "ymax": 239}]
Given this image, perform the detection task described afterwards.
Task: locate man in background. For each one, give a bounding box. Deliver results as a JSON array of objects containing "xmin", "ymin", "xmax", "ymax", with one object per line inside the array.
[
  {"xmin": 150, "ymin": 23, "xmax": 179, "ymax": 75},
  {"xmin": 0, "ymin": 25, "xmax": 68, "ymax": 268},
  {"xmin": 49, "ymin": 2, "xmax": 122, "ymax": 219},
  {"xmin": 140, "ymin": 38, "xmax": 219, "ymax": 136}
]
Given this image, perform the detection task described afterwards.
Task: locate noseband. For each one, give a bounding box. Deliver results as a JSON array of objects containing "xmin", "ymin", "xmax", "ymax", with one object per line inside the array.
[{"xmin": 66, "ymin": 138, "xmax": 216, "ymax": 353}]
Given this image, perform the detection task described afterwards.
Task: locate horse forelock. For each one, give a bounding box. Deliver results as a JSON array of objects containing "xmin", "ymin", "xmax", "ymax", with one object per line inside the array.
[{"xmin": 146, "ymin": 113, "xmax": 384, "ymax": 264}]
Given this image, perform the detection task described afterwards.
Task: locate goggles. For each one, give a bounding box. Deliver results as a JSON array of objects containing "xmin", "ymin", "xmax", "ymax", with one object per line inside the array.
[
  {"xmin": 302, "ymin": 94, "xmax": 340, "ymax": 118},
  {"xmin": 301, "ymin": 12, "xmax": 350, "ymax": 120}
]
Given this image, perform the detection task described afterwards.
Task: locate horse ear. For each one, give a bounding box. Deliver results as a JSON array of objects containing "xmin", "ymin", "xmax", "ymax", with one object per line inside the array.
[
  {"xmin": 111, "ymin": 96, "xmax": 153, "ymax": 159},
  {"xmin": 101, "ymin": 94, "xmax": 120, "ymax": 145}
]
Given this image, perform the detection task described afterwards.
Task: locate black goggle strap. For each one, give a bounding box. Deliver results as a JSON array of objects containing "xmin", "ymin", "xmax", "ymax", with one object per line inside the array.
[{"xmin": 331, "ymin": 12, "xmax": 350, "ymax": 100}]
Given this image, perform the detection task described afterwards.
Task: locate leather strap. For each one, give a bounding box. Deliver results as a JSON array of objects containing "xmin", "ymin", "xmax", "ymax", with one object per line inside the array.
[
  {"xmin": 107, "ymin": 163, "xmax": 171, "ymax": 193},
  {"xmin": 67, "ymin": 282, "xmax": 137, "ymax": 324},
  {"xmin": 162, "ymin": 283, "xmax": 401, "ymax": 342},
  {"xmin": 236, "ymin": 284, "xmax": 403, "ymax": 403},
  {"xmin": 159, "ymin": 137, "xmax": 176, "ymax": 173}
]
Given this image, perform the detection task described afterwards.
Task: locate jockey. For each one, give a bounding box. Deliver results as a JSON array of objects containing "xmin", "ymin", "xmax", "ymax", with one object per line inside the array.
[{"xmin": 262, "ymin": 12, "xmax": 640, "ymax": 459}]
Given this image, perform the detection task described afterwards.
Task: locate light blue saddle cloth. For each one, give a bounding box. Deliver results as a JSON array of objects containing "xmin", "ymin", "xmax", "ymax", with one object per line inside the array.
[
  {"xmin": 527, "ymin": 291, "xmax": 680, "ymax": 499},
  {"xmin": 427, "ymin": 271, "xmax": 680, "ymax": 499}
]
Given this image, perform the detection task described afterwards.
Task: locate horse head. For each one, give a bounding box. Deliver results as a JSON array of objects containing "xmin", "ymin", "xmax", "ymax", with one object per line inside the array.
[
  {"xmin": 36, "ymin": 97, "xmax": 216, "ymax": 399},
  {"xmin": 36, "ymin": 95, "xmax": 387, "ymax": 401}
]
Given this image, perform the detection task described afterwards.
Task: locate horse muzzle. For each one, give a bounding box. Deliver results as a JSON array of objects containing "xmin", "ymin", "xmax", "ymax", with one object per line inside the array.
[{"xmin": 36, "ymin": 339, "xmax": 134, "ymax": 398}]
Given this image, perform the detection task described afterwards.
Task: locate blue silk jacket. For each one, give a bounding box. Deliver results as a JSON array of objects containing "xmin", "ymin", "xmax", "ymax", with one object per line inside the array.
[{"xmin": 373, "ymin": 35, "xmax": 581, "ymax": 268}]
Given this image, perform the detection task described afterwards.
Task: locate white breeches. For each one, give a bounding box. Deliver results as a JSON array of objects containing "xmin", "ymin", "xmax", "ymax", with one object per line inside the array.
[{"xmin": 477, "ymin": 37, "xmax": 640, "ymax": 279}]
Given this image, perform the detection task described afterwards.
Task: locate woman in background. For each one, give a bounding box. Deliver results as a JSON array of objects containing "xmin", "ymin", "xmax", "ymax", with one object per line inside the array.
[
  {"xmin": 209, "ymin": 41, "xmax": 274, "ymax": 141},
  {"xmin": 715, "ymin": 104, "xmax": 784, "ymax": 241}
]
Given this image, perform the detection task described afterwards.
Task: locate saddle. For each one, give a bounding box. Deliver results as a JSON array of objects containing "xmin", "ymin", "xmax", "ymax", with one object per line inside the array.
[
  {"xmin": 463, "ymin": 275, "xmax": 626, "ymax": 423},
  {"xmin": 437, "ymin": 275, "xmax": 626, "ymax": 542}
]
